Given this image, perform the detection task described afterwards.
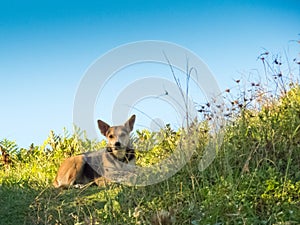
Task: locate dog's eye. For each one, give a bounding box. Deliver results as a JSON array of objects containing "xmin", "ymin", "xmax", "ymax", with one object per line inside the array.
[{"xmin": 109, "ymin": 134, "xmax": 114, "ymax": 139}]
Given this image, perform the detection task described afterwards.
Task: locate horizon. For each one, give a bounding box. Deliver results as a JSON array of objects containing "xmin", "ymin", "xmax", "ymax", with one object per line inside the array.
[{"xmin": 0, "ymin": 0, "xmax": 299, "ymax": 148}]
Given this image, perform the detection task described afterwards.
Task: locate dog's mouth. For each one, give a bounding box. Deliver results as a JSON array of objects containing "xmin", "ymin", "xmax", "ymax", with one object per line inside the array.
[
  {"xmin": 110, "ymin": 141, "xmax": 127, "ymax": 151},
  {"xmin": 110, "ymin": 146, "xmax": 126, "ymax": 151}
]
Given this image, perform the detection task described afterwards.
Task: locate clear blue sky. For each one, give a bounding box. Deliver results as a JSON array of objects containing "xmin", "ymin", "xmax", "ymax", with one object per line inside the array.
[{"xmin": 1, "ymin": 0, "xmax": 299, "ymax": 148}]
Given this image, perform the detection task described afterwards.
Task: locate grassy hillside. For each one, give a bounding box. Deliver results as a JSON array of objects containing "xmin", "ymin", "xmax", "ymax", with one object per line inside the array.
[{"xmin": 1, "ymin": 52, "xmax": 300, "ymax": 224}]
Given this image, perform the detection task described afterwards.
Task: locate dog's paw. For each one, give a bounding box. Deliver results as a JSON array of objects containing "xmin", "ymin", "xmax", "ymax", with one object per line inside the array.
[
  {"xmin": 94, "ymin": 177, "xmax": 111, "ymax": 187},
  {"xmin": 73, "ymin": 184, "xmax": 85, "ymax": 189}
]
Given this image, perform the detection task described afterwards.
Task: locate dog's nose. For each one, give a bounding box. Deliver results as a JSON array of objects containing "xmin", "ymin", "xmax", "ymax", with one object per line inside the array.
[{"xmin": 115, "ymin": 142, "xmax": 121, "ymax": 147}]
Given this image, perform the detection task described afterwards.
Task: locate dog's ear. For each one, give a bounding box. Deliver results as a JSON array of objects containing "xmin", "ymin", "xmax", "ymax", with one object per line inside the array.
[
  {"xmin": 124, "ymin": 115, "xmax": 136, "ymax": 132},
  {"xmin": 97, "ymin": 120, "xmax": 110, "ymax": 136}
]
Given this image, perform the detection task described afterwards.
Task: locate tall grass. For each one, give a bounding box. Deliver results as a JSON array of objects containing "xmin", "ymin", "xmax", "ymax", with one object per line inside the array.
[{"xmin": 1, "ymin": 46, "xmax": 300, "ymax": 224}]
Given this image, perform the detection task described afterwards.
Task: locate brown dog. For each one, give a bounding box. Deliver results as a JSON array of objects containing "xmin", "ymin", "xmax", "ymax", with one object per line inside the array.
[{"xmin": 53, "ymin": 115, "xmax": 136, "ymax": 188}]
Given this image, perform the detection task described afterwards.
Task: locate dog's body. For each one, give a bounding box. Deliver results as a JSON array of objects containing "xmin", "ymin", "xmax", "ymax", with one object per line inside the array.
[{"xmin": 53, "ymin": 115, "xmax": 136, "ymax": 188}]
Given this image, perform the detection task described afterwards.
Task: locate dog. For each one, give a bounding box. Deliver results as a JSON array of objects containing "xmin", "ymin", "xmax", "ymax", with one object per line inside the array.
[{"xmin": 53, "ymin": 115, "xmax": 136, "ymax": 188}]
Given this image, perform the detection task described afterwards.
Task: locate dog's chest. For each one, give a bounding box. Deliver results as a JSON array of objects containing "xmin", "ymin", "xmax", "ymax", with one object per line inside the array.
[{"xmin": 83, "ymin": 149, "xmax": 135, "ymax": 181}]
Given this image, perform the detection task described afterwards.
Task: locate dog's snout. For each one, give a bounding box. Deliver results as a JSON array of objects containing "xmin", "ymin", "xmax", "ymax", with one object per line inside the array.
[{"xmin": 115, "ymin": 142, "xmax": 121, "ymax": 147}]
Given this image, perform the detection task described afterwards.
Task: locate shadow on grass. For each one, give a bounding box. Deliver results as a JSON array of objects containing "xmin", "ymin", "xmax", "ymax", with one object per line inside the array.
[
  {"xmin": 0, "ymin": 183, "xmax": 40, "ymax": 225},
  {"xmin": 0, "ymin": 182, "xmax": 108, "ymax": 225},
  {"xmin": 28, "ymin": 186, "xmax": 109, "ymax": 225}
]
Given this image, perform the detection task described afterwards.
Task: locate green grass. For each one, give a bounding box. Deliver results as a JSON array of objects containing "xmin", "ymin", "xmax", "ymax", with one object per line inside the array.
[{"xmin": 1, "ymin": 51, "xmax": 300, "ymax": 224}]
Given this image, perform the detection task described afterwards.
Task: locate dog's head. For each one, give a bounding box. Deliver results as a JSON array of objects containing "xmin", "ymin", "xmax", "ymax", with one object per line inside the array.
[{"xmin": 97, "ymin": 115, "xmax": 136, "ymax": 160}]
